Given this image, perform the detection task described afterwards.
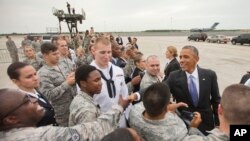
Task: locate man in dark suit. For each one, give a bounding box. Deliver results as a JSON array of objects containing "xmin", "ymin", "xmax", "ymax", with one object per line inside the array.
[
  {"xmin": 166, "ymin": 45, "xmax": 221, "ymax": 135},
  {"xmin": 116, "ymin": 35, "xmax": 123, "ymax": 45},
  {"xmin": 240, "ymin": 71, "xmax": 250, "ymax": 84}
]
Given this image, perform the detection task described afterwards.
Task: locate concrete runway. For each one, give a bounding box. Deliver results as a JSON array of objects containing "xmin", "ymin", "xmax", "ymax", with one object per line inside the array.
[{"xmin": 0, "ymin": 35, "xmax": 249, "ymax": 94}]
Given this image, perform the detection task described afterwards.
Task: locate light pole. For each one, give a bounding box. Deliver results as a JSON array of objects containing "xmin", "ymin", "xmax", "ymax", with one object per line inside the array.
[{"xmin": 170, "ymin": 17, "xmax": 173, "ymax": 31}]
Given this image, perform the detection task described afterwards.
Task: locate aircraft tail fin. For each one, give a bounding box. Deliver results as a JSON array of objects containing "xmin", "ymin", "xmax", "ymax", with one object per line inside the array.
[{"xmin": 211, "ymin": 22, "xmax": 219, "ymax": 29}]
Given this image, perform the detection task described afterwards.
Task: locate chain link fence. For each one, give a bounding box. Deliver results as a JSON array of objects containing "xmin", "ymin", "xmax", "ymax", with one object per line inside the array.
[{"xmin": 0, "ymin": 48, "xmax": 25, "ymax": 63}]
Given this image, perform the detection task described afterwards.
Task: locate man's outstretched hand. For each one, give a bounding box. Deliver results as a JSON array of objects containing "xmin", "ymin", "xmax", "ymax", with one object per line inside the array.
[{"xmin": 118, "ymin": 95, "xmax": 131, "ymax": 110}]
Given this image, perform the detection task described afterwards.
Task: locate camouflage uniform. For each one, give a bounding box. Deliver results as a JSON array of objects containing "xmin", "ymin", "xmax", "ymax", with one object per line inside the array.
[
  {"xmin": 69, "ymin": 91, "xmax": 101, "ymax": 126},
  {"xmin": 75, "ymin": 56, "xmax": 87, "ymax": 67},
  {"xmin": 23, "ymin": 57, "xmax": 44, "ymax": 71},
  {"xmin": 59, "ymin": 57, "xmax": 75, "ymax": 73},
  {"xmin": 0, "ymin": 105, "xmax": 123, "ymax": 141},
  {"xmin": 32, "ymin": 40, "xmax": 41, "ymax": 52},
  {"xmin": 21, "ymin": 39, "xmax": 32, "ymax": 47},
  {"xmin": 67, "ymin": 40, "xmax": 75, "ymax": 50},
  {"xmin": 140, "ymin": 71, "xmax": 161, "ymax": 93},
  {"xmin": 86, "ymin": 54, "xmax": 93, "ymax": 64},
  {"xmin": 129, "ymin": 102, "xmax": 188, "ymax": 141},
  {"xmin": 183, "ymin": 128, "xmax": 229, "ymax": 141},
  {"xmin": 123, "ymin": 58, "xmax": 135, "ymax": 81},
  {"xmin": 38, "ymin": 64, "xmax": 77, "ymax": 127},
  {"xmin": 36, "ymin": 51, "xmax": 43, "ymax": 60},
  {"xmin": 6, "ymin": 39, "xmax": 19, "ymax": 63},
  {"xmin": 83, "ymin": 36, "xmax": 91, "ymax": 53}
]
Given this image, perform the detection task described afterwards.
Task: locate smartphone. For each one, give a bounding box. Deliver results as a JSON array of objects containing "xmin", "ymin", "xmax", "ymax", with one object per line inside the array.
[{"xmin": 181, "ymin": 110, "xmax": 194, "ymax": 121}]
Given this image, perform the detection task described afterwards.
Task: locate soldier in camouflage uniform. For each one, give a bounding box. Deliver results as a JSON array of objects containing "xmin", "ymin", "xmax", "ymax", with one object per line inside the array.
[
  {"xmin": 85, "ymin": 45, "xmax": 94, "ymax": 64},
  {"xmin": 69, "ymin": 65, "xmax": 102, "ymax": 126},
  {"xmin": 23, "ymin": 45, "xmax": 43, "ymax": 70},
  {"xmin": 123, "ymin": 45, "xmax": 138, "ymax": 83},
  {"xmin": 140, "ymin": 55, "xmax": 162, "ymax": 94},
  {"xmin": 56, "ymin": 37, "xmax": 76, "ymax": 72},
  {"xmin": 38, "ymin": 42, "xmax": 77, "ymax": 127},
  {"xmin": 83, "ymin": 30, "xmax": 91, "ymax": 53},
  {"xmin": 129, "ymin": 83, "xmax": 192, "ymax": 141},
  {"xmin": 75, "ymin": 48, "xmax": 87, "ymax": 67},
  {"xmin": 0, "ymin": 88, "xmax": 130, "ymax": 141},
  {"xmin": 32, "ymin": 37, "xmax": 42, "ymax": 53},
  {"xmin": 21, "ymin": 35, "xmax": 32, "ymax": 48},
  {"xmin": 6, "ymin": 35, "xmax": 19, "ymax": 63}
]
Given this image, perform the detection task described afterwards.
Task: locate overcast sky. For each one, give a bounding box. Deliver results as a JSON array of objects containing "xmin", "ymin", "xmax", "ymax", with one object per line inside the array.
[{"xmin": 1, "ymin": 0, "xmax": 250, "ymax": 33}]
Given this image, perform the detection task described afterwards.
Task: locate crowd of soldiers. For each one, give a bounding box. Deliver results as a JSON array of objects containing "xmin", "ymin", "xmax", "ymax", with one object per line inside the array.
[{"xmin": 1, "ymin": 29, "xmax": 250, "ymax": 141}]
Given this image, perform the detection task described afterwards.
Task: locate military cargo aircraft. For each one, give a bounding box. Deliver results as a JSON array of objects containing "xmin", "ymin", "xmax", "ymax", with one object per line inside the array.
[{"xmin": 190, "ymin": 22, "xmax": 219, "ymax": 32}]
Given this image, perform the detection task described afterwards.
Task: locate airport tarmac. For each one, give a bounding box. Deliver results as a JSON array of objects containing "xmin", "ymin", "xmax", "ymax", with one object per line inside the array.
[{"xmin": 0, "ymin": 35, "xmax": 249, "ymax": 93}]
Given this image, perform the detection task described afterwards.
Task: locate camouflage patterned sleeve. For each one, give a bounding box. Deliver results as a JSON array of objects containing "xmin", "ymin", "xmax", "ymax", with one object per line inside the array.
[
  {"xmin": 123, "ymin": 64, "xmax": 132, "ymax": 79},
  {"xmin": 23, "ymin": 58, "xmax": 29, "ymax": 64},
  {"xmin": 71, "ymin": 109, "xmax": 99, "ymax": 125},
  {"xmin": 47, "ymin": 105, "xmax": 123, "ymax": 141},
  {"xmin": 38, "ymin": 71, "xmax": 71, "ymax": 101},
  {"xmin": 140, "ymin": 78, "xmax": 151, "ymax": 92}
]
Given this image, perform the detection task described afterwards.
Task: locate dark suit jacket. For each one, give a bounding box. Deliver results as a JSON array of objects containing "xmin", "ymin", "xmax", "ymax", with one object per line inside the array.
[
  {"xmin": 134, "ymin": 43, "xmax": 139, "ymax": 49},
  {"xmin": 132, "ymin": 67, "xmax": 144, "ymax": 92},
  {"xmin": 116, "ymin": 37, "xmax": 123, "ymax": 45},
  {"xmin": 36, "ymin": 91, "xmax": 58, "ymax": 126},
  {"xmin": 163, "ymin": 58, "xmax": 180, "ymax": 81},
  {"xmin": 117, "ymin": 57, "xmax": 127, "ymax": 68},
  {"xmin": 240, "ymin": 73, "xmax": 250, "ymax": 84},
  {"xmin": 166, "ymin": 67, "xmax": 221, "ymax": 135},
  {"xmin": 111, "ymin": 57, "xmax": 127, "ymax": 68}
]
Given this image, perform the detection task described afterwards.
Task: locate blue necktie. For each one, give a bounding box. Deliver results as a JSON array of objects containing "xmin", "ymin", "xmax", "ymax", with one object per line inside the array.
[{"xmin": 188, "ymin": 75, "xmax": 199, "ymax": 106}]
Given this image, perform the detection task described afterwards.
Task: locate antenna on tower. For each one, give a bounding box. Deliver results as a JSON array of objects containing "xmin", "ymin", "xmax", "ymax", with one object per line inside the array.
[{"xmin": 52, "ymin": 3, "xmax": 86, "ymax": 38}]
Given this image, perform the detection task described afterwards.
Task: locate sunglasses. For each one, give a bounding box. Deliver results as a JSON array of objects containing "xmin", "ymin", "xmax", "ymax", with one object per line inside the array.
[{"xmin": 0, "ymin": 94, "xmax": 38, "ymax": 120}]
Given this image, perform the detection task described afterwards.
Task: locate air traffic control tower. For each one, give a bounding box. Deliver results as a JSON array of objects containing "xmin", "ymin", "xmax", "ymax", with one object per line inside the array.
[{"xmin": 52, "ymin": 2, "xmax": 86, "ymax": 38}]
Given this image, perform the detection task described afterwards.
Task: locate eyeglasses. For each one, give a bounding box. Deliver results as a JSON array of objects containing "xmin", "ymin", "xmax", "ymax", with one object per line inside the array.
[{"xmin": 0, "ymin": 94, "xmax": 38, "ymax": 120}]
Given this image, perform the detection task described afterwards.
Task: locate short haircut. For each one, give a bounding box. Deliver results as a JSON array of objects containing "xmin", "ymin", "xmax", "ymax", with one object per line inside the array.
[
  {"xmin": 24, "ymin": 45, "xmax": 33, "ymax": 49},
  {"xmin": 146, "ymin": 55, "xmax": 158, "ymax": 63},
  {"xmin": 111, "ymin": 41, "xmax": 119, "ymax": 49},
  {"xmin": 167, "ymin": 46, "xmax": 178, "ymax": 57},
  {"xmin": 7, "ymin": 62, "xmax": 29, "ymax": 80},
  {"xmin": 75, "ymin": 64, "xmax": 97, "ymax": 87},
  {"xmin": 51, "ymin": 36, "xmax": 59, "ymax": 43},
  {"xmin": 0, "ymin": 89, "xmax": 22, "ymax": 127},
  {"xmin": 143, "ymin": 83, "xmax": 171, "ymax": 117},
  {"xmin": 23, "ymin": 45, "xmax": 34, "ymax": 51},
  {"xmin": 41, "ymin": 42, "xmax": 58, "ymax": 54},
  {"xmin": 55, "ymin": 36, "xmax": 67, "ymax": 46},
  {"xmin": 221, "ymin": 84, "xmax": 250, "ymax": 124},
  {"xmin": 101, "ymin": 128, "xmax": 133, "ymax": 141},
  {"xmin": 94, "ymin": 37, "xmax": 111, "ymax": 49},
  {"xmin": 182, "ymin": 45, "xmax": 199, "ymax": 57}
]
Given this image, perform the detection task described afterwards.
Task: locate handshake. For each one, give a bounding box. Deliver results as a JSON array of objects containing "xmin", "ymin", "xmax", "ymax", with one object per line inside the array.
[
  {"xmin": 117, "ymin": 93, "xmax": 139, "ymax": 110},
  {"xmin": 127, "ymin": 93, "xmax": 138, "ymax": 101}
]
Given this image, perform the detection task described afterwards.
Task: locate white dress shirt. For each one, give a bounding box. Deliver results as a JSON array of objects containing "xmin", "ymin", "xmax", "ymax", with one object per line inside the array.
[{"xmin": 245, "ymin": 78, "xmax": 250, "ymax": 87}]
